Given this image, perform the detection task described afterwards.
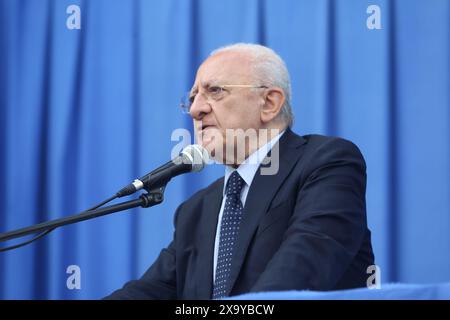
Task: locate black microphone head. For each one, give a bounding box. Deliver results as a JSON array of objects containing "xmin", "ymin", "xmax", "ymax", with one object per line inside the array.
[{"xmin": 179, "ymin": 144, "xmax": 210, "ymax": 172}]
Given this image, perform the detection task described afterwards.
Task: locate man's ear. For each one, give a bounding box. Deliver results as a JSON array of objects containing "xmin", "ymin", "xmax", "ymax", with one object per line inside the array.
[{"xmin": 260, "ymin": 87, "xmax": 285, "ymax": 124}]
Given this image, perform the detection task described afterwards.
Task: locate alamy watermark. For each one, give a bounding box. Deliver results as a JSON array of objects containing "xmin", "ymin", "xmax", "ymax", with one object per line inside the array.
[
  {"xmin": 367, "ymin": 5, "xmax": 382, "ymax": 30},
  {"xmin": 66, "ymin": 5, "xmax": 81, "ymax": 30},
  {"xmin": 366, "ymin": 264, "xmax": 381, "ymax": 289},
  {"xmin": 66, "ymin": 265, "xmax": 81, "ymax": 290},
  {"xmin": 171, "ymin": 125, "xmax": 281, "ymax": 175}
]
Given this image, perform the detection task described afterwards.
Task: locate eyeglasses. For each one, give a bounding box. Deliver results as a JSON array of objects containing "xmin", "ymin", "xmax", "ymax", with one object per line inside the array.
[{"xmin": 180, "ymin": 84, "xmax": 268, "ymax": 114}]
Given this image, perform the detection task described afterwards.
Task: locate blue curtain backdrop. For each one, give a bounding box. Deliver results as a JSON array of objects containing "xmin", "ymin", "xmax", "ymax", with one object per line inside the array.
[{"xmin": 0, "ymin": 0, "xmax": 449, "ymax": 299}]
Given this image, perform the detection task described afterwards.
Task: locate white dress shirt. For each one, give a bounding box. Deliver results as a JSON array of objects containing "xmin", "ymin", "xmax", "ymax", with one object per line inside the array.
[{"xmin": 213, "ymin": 130, "xmax": 285, "ymax": 283}]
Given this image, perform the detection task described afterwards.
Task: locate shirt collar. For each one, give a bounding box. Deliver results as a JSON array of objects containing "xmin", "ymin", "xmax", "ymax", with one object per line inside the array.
[{"xmin": 223, "ymin": 130, "xmax": 285, "ymax": 196}]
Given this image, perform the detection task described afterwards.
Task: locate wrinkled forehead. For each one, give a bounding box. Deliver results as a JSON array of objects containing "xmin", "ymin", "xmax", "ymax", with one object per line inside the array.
[{"xmin": 191, "ymin": 52, "xmax": 256, "ymax": 91}]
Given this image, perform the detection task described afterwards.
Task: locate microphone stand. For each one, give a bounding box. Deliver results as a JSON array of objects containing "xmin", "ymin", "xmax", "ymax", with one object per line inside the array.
[{"xmin": 0, "ymin": 187, "xmax": 165, "ymax": 243}]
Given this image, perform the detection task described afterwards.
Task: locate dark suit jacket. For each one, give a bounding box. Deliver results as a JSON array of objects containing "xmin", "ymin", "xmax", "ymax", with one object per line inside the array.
[{"xmin": 105, "ymin": 129, "xmax": 375, "ymax": 299}]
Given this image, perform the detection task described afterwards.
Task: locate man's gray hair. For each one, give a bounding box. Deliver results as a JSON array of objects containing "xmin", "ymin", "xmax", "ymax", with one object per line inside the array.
[{"xmin": 210, "ymin": 43, "xmax": 294, "ymax": 128}]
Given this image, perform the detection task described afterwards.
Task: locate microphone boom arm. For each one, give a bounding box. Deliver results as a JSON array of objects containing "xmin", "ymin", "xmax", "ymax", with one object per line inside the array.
[{"xmin": 0, "ymin": 187, "xmax": 165, "ymax": 245}]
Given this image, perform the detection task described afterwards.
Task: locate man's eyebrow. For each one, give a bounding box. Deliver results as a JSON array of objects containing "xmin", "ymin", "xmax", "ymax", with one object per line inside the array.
[
  {"xmin": 203, "ymin": 79, "xmax": 220, "ymax": 87},
  {"xmin": 190, "ymin": 79, "xmax": 220, "ymax": 94},
  {"xmin": 190, "ymin": 86, "xmax": 198, "ymax": 95}
]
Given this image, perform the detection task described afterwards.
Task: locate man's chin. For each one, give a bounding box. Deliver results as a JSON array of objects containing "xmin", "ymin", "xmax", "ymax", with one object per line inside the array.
[
  {"xmin": 198, "ymin": 140, "xmax": 226, "ymax": 164},
  {"xmin": 196, "ymin": 132, "xmax": 219, "ymax": 155},
  {"xmin": 203, "ymin": 142, "xmax": 220, "ymax": 162}
]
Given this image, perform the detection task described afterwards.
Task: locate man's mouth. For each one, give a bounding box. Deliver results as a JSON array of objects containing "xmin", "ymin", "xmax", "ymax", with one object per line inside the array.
[{"xmin": 200, "ymin": 125, "xmax": 215, "ymax": 132}]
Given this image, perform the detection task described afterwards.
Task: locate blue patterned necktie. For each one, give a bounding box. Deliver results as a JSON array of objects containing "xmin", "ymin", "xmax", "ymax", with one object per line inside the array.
[{"xmin": 212, "ymin": 171, "xmax": 246, "ymax": 299}]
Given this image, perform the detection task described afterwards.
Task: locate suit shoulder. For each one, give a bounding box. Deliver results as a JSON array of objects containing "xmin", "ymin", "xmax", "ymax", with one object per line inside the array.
[
  {"xmin": 299, "ymin": 134, "xmax": 366, "ymax": 168},
  {"xmin": 301, "ymin": 134, "xmax": 358, "ymax": 149},
  {"xmin": 302, "ymin": 134, "xmax": 363, "ymax": 156}
]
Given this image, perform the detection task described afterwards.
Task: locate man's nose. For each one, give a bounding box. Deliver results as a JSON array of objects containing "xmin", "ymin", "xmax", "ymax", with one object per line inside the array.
[{"xmin": 189, "ymin": 93, "xmax": 212, "ymax": 120}]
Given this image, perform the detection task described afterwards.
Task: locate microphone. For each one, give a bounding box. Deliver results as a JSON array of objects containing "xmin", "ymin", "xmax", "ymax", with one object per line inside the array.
[{"xmin": 116, "ymin": 144, "xmax": 209, "ymax": 198}]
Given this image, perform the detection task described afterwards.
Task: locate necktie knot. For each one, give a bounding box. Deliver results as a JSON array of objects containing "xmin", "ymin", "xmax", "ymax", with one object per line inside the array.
[{"xmin": 225, "ymin": 171, "xmax": 245, "ymax": 197}]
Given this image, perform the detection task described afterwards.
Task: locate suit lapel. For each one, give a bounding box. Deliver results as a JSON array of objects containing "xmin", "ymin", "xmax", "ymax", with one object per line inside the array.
[
  {"xmin": 195, "ymin": 179, "xmax": 223, "ymax": 299},
  {"xmin": 226, "ymin": 129, "xmax": 307, "ymax": 296}
]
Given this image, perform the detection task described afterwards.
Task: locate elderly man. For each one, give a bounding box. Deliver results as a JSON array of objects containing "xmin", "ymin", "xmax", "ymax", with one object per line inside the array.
[{"xmin": 106, "ymin": 43, "xmax": 375, "ymax": 300}]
